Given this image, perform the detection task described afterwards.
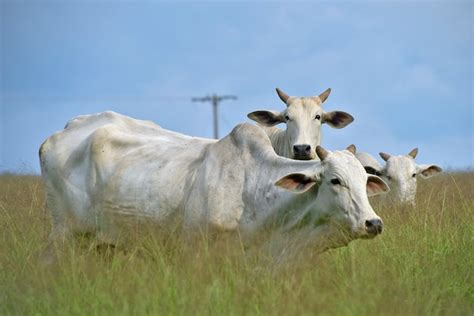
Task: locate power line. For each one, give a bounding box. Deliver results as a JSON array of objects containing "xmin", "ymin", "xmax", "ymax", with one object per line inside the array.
[{"xmin": 191, "ymin": 94, "xmax": 237, "ymax": 139}]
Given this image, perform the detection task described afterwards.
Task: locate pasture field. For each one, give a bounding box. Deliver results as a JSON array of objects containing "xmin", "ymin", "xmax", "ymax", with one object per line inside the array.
[{"xmin": 0, "ymin": 173, "xmax": 473, "ymax": 315}]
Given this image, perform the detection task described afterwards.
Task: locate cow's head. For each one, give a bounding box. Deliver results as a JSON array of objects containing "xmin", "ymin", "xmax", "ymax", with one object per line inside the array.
[
  {"xmin": 275, "ymin": 145, "xmax": 389, "ymax": 247},
  {"xmin": 377, "ymin": 148, "xmax": 442, "ymax": 205},
  {"xmin": 247, "ymin": 88, "xmax": 354, "ymax": 160}
]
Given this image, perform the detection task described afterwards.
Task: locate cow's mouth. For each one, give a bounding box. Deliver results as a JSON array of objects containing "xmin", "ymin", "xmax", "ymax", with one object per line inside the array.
[
  {"xmin": 352, "ymin": 225, "xmax": 382, "ymax": 240},
  {"xmin": 292, "ymin": 154, "xmax": 314, "ymax": 160}
]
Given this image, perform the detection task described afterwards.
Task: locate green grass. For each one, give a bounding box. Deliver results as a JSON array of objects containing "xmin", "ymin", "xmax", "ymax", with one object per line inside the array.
[{"xmin": 1, "ymin": 173, "xmax": 473, "ymax": 315}]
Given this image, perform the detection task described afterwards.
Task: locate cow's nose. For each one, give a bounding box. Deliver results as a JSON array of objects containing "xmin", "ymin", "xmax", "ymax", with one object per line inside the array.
[
  {"xmin": 365, "ymin": 219, "xmax": 383, "ymax": 236},
  {"xmin": 293, "ymin": 144, "xmax": 311, "ymax": 156}
]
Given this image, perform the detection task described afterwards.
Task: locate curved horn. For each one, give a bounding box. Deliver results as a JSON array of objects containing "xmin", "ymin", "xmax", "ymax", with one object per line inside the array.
[
  {"xmin": 318, "ymin": 88, "xmax": 331, "ymax": 103},
  {"xmin": 316, "ymin": 146, "xmax": 329, "ymax": 161},
  {"xmin": 346, "ymin": 144, "xmax": 356, "ymax": 155},
  {"xmin": 408, "ymin": 148, "xmax": 418, "ymax": 159},
  {"xmin": 379, "ymin": 152, "xmax": 391, "ymax": 162},
  {"xmin": 275, "ymin": 88, "xmax": 290, "ymax": 104}
]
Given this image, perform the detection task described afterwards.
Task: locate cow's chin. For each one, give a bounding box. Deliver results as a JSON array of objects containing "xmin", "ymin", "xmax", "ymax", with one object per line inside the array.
[
  {"xmin": 323, "ymin": 235, "xmax": 352, "ymax": 250},
  {"xmin": 292, "ymin": 153, "xmax": 316, "ymax": 160},
  {"xmin": 325, "ymin": 229, "xmax": 379, "ymax": 250},
  {"xmin": 353, "ymin": 227, "xmax": 381, "ymax": 240},
  {"xmin": 316, "ymin": 225, "xmax": 354, "ymax": 250}
]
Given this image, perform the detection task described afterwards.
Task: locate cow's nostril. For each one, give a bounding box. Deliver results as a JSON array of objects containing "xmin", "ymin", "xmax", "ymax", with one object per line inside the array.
[
  {"xmin": 293, "ymin": 145, "xmax": 311, "ymax": 156},
  {"xmin": 365, "ymin": 219, "xmax": 383, "ymax": 236}
]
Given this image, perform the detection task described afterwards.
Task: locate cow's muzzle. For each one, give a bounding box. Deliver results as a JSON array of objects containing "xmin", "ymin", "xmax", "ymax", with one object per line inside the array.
[
  {"xmin": 293, "ymin": 144, "xmax": 312, "ymax": 160},
  {"xmin": 365, "ymin": 219, "xmax": 383, "ymax": 236}
]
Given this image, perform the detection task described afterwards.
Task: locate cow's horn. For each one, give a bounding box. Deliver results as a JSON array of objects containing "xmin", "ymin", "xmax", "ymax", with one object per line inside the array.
[
  {"xmin": 275, "ymin": 88, "xmax": 290, "ymax": 105},
  {"xmin": 318, "ymin": 88, "xmax": 331, "ymax": 103},
  {"xmin": 346, "ymin": 144, "xmax": 356, "ymax": 155},
  {"xmin": 316, "ymin": 146, "xmax": 329, "ymax": 161},
  {"xmin": 408, "ymin": 148, "xmax": 418, "ymax": 159},
  {"xmin": 379, "ymin": 152, "xmax": 391, "ymax": 162}
]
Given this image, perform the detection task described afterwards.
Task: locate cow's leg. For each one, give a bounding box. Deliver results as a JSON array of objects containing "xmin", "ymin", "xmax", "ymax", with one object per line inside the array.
[
  {"xmin": 39, "ymin": 188, "xmax": 76, "ymax": 265},
  {"xmin": 41, "ymin": 224, "xmax": 73, "ymax": 266},
  {"xmin": 94, "ymin": 208, "xmax": 123, "ymax": 254}
]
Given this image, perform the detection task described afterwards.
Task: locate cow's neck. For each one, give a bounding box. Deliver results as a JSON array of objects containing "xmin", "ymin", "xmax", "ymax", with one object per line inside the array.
[
  {"xmin": 258, "ymin": 125, "xmax": 291, "ymax": 158},
  {"xmin": 274, "ymin": 186, "xmax": 321, "ymax": 230},
  {"xmin": 256, "ymin": 157, "xmax": 326, "ymax": 233},
  {"xmin": 264, "ymin": 173, "xmax": 339, "ymax": 252}
]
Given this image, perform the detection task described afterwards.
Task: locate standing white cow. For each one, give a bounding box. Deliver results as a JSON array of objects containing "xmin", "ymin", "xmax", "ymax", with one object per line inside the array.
[
  {"xmin": 40, "ymin": 112, "xmax": 388, "ymax": 252},
  {"xmin": 356, "ymin": 148, "xmax": 442, "ymax": 205},
  {"xmin": 247, "ymin": 88, "xmax": 354, "ymax": 160}
]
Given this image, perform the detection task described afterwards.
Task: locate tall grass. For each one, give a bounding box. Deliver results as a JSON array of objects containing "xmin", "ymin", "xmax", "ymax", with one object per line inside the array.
[{"xmin": 1, "ymin": 173, "xmax": 472, "ymax": 315}]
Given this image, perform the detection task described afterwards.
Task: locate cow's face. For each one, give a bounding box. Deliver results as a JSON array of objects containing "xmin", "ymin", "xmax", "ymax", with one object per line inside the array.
[
  {"xmin": 379, "ymin": 148, "xmax": 442, "ymax": 205},
  {"xmin": 275, "ymin": 145, "xmax": 389, "ymax": 246},
  {"xmin": 247, "ymin": 88, "xmax": 354, "ymax": 160}
]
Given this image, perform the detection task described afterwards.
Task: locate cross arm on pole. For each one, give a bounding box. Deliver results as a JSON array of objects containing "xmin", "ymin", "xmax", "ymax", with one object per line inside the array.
[{"xmin": 191, "ymin": 93, "xmax": 238, "ymax": 139}]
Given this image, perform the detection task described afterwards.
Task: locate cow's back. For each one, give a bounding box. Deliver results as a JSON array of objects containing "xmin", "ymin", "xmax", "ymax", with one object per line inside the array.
[
  {"xmin": 356, "ymin": 152, "xmax": 383, "ymax": 175},
  {"xmin": 40, "ymin": 111, "xmax": 213, "ymax": 235}
]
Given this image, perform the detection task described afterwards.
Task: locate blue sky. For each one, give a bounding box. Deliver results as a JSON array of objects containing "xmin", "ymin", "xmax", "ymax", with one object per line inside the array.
[{"xmin": 1, "ymin": 1, "xmax": 472, "ymax": 173}]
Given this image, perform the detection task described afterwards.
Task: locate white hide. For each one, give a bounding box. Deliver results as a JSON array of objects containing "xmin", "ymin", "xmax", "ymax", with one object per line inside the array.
[
  {"xmin": 247, "ymin": 88, "xmax": 354, "ymax": 160},
  {"xmin": 356, "ymin": 149, "xmax": 442, "ymax": 205},
  {"xmin": 40, "ymin": 111, "xmax": 387, "ymax": 250}
]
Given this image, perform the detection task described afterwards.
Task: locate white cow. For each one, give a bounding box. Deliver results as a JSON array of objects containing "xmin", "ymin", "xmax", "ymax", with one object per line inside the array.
[
  {"xmin": 356, "ymin": 148, "xmax": 442, "ymax": 205},
  {"xmin": 247, "ymin": 88, "xmax": 354, "ymax": 160},
  {"xmin": 40, "ymin": 111, "xmax": 388, "ymax": 252}
]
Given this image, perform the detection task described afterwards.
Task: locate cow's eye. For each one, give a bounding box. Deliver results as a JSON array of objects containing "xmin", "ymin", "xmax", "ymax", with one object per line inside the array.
[
  {"xmin": 330, "ymin": 178, "xmax": 341, "ymax": 185},
  {"xmin": 387, "ymin": 176, "xmax": 392, "ymax": 181},
  {"xmin": 412, "ymin": 173, "xmax": 416, "ymax": 178},
  {"xmin": 315, "ymin": 114, "xmax": 321, "ymax": 120},
  {"xmin": 285, "ymin": 115, "xmax": 290, "ymax": 121}
]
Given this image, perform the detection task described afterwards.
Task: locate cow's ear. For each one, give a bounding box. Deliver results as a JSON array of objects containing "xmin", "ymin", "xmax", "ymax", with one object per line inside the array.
[
  {"xmin": 364, "ymin": 166, "xmax": 378, "ymax": 175},
  {"xmin": 367, "ymin": 175, "xmax": 390, "ymax": 197},
  {"xmin": 322, "ymin": 111, "xmax": 354, "ymax": 129},
  {"xmin": 416, "ymin": 164, "xmax": 442, "ymax": 178},
  {"xmin": 247, "ymin": 110, "xmax": 284, "ymax": 127},
  {"xmin": 275, "ymin": 173, "xmax": 317, "ymax": 193}
]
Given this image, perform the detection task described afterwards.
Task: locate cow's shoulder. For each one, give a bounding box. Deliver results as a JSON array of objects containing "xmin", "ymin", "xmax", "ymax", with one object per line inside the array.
[
  {"xmin": 65, "ymin": 111, "xmax": 117, "ymax": 129},
  {"xmin": 88, "ymin": 124, "xmax": 145, "ymax": 161},
  {"xmin": 228, "ymin": 123, "xmax": 273, "ymax": 151}
]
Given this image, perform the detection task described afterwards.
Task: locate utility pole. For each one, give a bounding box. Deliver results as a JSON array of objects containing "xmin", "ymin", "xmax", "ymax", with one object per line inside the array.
[{"xmin": 191, "ymin": 94, "xmax": 237, "ymax": 139}]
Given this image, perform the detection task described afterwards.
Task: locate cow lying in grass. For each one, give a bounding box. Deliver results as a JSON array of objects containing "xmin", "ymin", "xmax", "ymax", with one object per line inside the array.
[
  {"xmin": 247, "ymin": 88, "xmax": 354, "ymax": 160},
  {"xmin": 356, "ymin": 148, "xmax": 442, "ymax": 205},
  {"xmin": 39, "ymin": 112, "xmax": 388, "ymax": 254}
]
